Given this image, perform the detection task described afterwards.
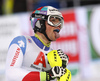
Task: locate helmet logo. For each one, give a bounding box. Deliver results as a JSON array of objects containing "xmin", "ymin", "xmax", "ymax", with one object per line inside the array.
[
  {"xmin": 39, "ymin": 11, "xmax": 47, "ymax": 14},
  {"xmin": 49, "ymin": 9, "xmax": 59, "ymax": 13},
  {"xmin": 35, "ymin": 14, "xmax": 44, "ymax": 18},
  {"xmin": 33, "ymin": 14, "xmax": 47, "ymax": 19},
  {"xmin": 49, "ymin": 9, "xmax": 58, "ymax": 12}
]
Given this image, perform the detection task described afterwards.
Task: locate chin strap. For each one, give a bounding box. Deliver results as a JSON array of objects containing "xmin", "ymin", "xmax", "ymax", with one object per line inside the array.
[
  {"xmin": 43, "ymin": 32, "xmax": 52, "ymax": 41},
  {"xmin": 35, "ymin": 20, "xmax": 52, "ymax": 41}
]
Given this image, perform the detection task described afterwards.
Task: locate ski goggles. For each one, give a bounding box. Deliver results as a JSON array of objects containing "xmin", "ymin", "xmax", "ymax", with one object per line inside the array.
[
  {"xmin": 47, "ymin": 15, "xmax": 64, "ymax": 28},
  {"xmin": 31, "ymin": 13, "xmax": 64, "ymax": 28}
]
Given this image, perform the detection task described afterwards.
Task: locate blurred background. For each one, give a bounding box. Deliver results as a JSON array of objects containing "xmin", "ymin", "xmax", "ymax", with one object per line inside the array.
[{"xmin": 0, "ymin": 0, "xmax": 100, "ymax": 81}]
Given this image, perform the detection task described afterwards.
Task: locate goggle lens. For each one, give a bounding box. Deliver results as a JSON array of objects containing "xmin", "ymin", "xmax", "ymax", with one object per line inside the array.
[
  {"xmin": 50, "ymin": 17, "xmax": 61, "ymax": 25},
  {"xmin": 48, "ymin": 15, "xmax": 64, "ymax": 28}
]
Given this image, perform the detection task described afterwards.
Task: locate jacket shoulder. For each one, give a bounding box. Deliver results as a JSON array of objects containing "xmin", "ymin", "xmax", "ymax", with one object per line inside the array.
[{"xmin": 9, "ymin": 35, "xmax": 27, "ymax": 55}]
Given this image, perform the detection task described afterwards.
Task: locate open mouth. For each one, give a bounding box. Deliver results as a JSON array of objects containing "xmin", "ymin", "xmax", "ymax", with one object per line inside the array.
[
  {"xmin": 53, "ymin": 29, "xmax": 60, "ymax": 33},
  {"xmin": 53, "ymin": 29, "xmax": 60, "ymax": 39}
]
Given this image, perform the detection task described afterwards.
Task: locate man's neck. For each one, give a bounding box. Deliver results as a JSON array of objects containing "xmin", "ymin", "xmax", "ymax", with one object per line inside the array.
[{"xmin": 35, "ymin": 32, "xmax": 51, "ymax": 47}]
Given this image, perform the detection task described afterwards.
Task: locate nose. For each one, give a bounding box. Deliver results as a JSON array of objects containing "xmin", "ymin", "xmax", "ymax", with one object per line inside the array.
[{"xmin": 57, "ymin": 24, "xmax": 61, "ymax": 29}]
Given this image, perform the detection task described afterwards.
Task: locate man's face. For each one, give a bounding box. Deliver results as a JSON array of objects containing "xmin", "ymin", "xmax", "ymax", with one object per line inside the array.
[{"xmin": 45, "ymin": 21, "xmax": 61, "ymax": 41}]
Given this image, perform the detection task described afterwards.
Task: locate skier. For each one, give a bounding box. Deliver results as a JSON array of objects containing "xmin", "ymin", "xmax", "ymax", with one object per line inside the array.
[{"xmin": 6, "ymin": 6, "xmax": 71, "ymax": 81}]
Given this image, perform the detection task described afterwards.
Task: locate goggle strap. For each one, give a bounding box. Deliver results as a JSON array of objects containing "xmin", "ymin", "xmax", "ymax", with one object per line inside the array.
[{"xmin": 31, "ymin": 13, "xmax": 48, "ymax": 20}]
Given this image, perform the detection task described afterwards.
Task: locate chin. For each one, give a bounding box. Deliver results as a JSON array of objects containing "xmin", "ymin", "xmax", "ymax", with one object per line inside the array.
[
  {"xmin": 50, "ymin": 39, "xmax": 56, "ymax": 41},
  {"xmin": 53, "ymin": 38, "xmax": 58, "ymax": 41}
]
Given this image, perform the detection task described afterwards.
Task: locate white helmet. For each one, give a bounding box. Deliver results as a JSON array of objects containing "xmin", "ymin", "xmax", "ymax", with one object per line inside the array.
[{"xmin": 30, "ymin": 6, "xmax": 64, "ymax": 40}]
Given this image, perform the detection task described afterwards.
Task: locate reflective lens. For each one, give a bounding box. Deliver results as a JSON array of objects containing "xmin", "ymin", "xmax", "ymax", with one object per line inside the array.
[
  {"xmin": 50, "ymin": 16, "xmax": 61, "ymax": 25},
  {"xmin": 48, "ymin": 15, "xmax": 64, "ymax": 28}
]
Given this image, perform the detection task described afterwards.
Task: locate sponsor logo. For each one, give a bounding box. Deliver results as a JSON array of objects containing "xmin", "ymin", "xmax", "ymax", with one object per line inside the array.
[
  {"xmin": 67, "ymin": 72, "xmax": 71, "ymax": 80},
  {"xmin": 35, "ymin": 14, "xmax": 45, "ymax": 19},
  {"xmin": 49, "ymin": 9, "xmax": 58, "ymax": 12},
  {"xmin": 35, "ymin": 14, "xmax": 42, "ymax": 18},
  {"xmin": 18, "ymin": 40, "xmax": 25, "ymax": 47},
  {"xmin": 39, "ymin": 11, "xmax": 47, "ymax": 14},
  {"xmin": 33, "ymin": 52, "xmax": 46, "ymax": 68},
  {"xmin": 10, "ymin": 47, "xmax": 20, "ymax": 66},
  {"xmin": 28, "ymin": 39, "xmax": 32, "ymax": 43},
  {"xmin": 54, "ymin": 52, "xmax": 57, "ymax": 62},
  {"xmin": 30, "ymin": 64, "xmax": 44, "ymax": 71}
]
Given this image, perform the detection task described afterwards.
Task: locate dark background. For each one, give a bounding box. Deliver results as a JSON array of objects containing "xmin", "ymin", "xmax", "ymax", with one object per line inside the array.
[{"xmin": 0, "ymin": 0, "xmax": 100, "ymax": 15}]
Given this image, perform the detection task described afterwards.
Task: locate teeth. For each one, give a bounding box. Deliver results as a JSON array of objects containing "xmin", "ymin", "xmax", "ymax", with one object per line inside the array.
[{"xmin": 54, "ymin": 29, "xmax": 60, "ymax": 33}]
